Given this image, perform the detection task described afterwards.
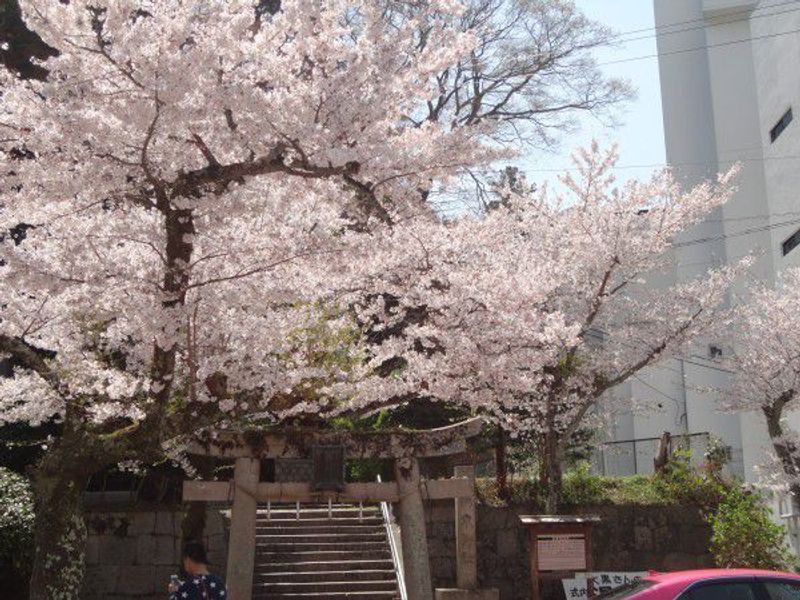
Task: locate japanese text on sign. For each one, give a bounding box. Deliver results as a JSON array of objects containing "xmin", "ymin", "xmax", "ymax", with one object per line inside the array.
[
  {"xmin": 562, "ymin": 572, "xmax": 648, "ymax": 598},
  {"xmin": 537, "ymin": 534, "xmax": 586, "ymax": 572}
]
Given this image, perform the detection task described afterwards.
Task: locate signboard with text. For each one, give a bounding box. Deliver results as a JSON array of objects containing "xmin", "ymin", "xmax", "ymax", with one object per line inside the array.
[
  {"xmin": 537, "ymin": 533, "xmax": 587, "ymax": 572},
  {"xmin": 562, "ymin": 572, "xmax": 648, "ymax": 599}
]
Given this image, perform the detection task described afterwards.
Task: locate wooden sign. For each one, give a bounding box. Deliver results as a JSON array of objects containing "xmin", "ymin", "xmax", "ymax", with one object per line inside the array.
[
  {"xmin": 519, "ymin": 515, "xmax": 600, "ymax": 600},
  {"xmin": 311, "ymin": 445, "xmax": 346, "ymax": 492},
  {"xmin": 537, "ymin": 533, "xmax": 587, "ymax": 572}
]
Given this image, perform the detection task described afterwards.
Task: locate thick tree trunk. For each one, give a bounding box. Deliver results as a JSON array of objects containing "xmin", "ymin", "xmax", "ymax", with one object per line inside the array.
[
  {"xmin": 28, "ymin": 450, "xmax": 90, "ymax": 600},
  {"xmin": 495, "ymin": 427, "xmax": 510, "ymax": 501},
  {"xmin": 541, "ymin": 431, "xmax": 565, "ymax": 514}
]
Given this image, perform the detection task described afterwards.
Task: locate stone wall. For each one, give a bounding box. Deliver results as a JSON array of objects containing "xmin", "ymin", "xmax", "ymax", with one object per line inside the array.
[
  {"xmin": 425, "ymin": 502, "xmax": 715, "ymax": 600},
  {"xmin": 82, "ymin": 506, "xmax": 228, "ymax": 600},
  {"xmin": 79, "ymin": 501, "xmax": 712, "ymax": 600}
]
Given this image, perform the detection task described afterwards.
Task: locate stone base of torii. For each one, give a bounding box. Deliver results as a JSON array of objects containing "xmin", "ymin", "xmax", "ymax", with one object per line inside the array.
[{"xmin": 182, "ymin": 418, "xmax": 499, "ymax": 600}]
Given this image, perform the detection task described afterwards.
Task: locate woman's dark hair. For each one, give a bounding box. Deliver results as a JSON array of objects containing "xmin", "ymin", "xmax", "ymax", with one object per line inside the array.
[{"xmin": 182, "ymin": 541, "xmax": 211, "ymax": 565}]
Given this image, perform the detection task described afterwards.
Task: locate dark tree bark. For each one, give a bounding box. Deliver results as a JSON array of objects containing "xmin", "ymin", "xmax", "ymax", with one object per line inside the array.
[
  {"xmin": 495, "ymin": 426, "xmax": 510, "ymax": 501},
  {"xmin": 763, "ymin": 394, "xmax": 800, "ymax": 504},
  {"xmin": 28, "ymin": 424, "xmax": 96, "ymax": 600}
]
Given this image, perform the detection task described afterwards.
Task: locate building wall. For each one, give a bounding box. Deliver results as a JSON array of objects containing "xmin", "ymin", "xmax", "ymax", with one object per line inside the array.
[{"xmin": 605, "ymin": 0, "xmax": 800, "ymax": 488}]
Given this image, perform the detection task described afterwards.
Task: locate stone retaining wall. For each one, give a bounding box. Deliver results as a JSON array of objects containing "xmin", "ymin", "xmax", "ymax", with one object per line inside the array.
[
  {"xmin": 80, "ymin": 502, "xmax": 712, "ymax": 599},
  {"xmin": 81, "ymin": 506, "xmax": 228, "ymax": 600},
  {"xmin": 425, "ymin": 502, "xmax": 715, "ymax": 600}
]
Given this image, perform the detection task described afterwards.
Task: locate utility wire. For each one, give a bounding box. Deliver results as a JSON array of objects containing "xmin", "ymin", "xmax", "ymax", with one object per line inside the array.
[
  {"xmin": 583, "ymin": 328, "xmax": 737, "ymax": 376},
  {"xmin": 527, "ymin": 153, "xmax": 800, "ymax": 173},
  {"xmin": 608, "ymin": 0, "xmax": 798, "ymax": 39},
  {"xmin": 673, "ymin": 216, "xmax": 800, "ymax": 249},
  {"xmin": 612, "ymin": 2, "xmax": 800, "ymax": 46},
  {"xmin": 601, "ymin": 25, "xmax": 800, "ymax": 67}
]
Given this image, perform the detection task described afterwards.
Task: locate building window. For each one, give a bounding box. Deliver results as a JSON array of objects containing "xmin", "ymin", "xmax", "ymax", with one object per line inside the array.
[
  {"xmin": 783, "ymin": 228, "xmax": 800, "ymax": 256},
  {"xmin": 770, "ymin": 107, "xmax": 793, "ymax": 142}
]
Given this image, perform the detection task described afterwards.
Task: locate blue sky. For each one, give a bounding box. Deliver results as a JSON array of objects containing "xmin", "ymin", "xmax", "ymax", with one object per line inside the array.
[{"xmin": 527, "ymin": 0, "xmax": 667, "ymax": 189}]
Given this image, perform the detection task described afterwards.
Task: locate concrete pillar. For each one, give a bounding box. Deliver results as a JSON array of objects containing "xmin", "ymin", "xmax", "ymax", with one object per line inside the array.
[
  {"xmin": 395, "ymin": 457, "xmax": 434, "ymax": 600},
  {"xmin": 226, "ymin": 457, "xmax": 259, "ymax": 600},
  {"xmin": 454, "ymin": 465, "xmax": 478, "ymax": 590}
]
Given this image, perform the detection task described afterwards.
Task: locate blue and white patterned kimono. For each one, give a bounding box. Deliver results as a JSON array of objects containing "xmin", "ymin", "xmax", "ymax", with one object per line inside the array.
[{"xmin": 169, "ymin": 574, "xmax": 227, "ymax": 600}]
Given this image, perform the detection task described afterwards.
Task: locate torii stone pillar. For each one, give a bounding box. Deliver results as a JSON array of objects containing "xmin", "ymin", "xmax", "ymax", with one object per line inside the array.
[
  {"xmin": 435, "ymin": 465, "xmax": 499, "ymax": 600},
  {"xmin": 455, "ymin": 465, "xmax": 478, "ymax": 589},
  {"xmin": 395, "ymin": 457, "xmax": 434, "ymax": 600},
  {"xmin": 226, "ymin": 457, "xmax": 259, "ymax": 600}
]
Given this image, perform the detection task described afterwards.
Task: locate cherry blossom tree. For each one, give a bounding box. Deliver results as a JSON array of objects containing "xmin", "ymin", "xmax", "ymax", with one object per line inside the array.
[
  {"xmin": 354, "ymin": 144, "xmax": 746, "ymax": 511},
  {"xmin": 723, "ymin": 268, "xmax": 800, "ymax": 499},
  {"xmin": 380, "ymin": 0, "xmax": 634, "ymax": 213},
  {"xmin": 0, "ymin": 1, "xmax": 500, "ymax": 596}
]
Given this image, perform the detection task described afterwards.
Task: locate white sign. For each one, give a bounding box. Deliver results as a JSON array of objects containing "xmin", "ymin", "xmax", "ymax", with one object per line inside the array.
[
  {"xmin": 562, "ymin": 572, "xmax": 648, "ymax": 599},
  {"xmin": 537, "ymin": 533, "xmax": 586, "ymax": 571}
]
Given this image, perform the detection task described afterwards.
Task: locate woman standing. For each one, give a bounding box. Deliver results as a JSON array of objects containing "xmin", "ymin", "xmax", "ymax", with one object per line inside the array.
[{"xmin": 168, "ymin": 542, "xmax": 227, "ymax": 600}]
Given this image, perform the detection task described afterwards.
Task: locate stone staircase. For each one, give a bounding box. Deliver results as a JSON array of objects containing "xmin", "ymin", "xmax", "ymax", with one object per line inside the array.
[{"xmin": 252, "ymin": 503, "xmax": 401, "ymax": 600}]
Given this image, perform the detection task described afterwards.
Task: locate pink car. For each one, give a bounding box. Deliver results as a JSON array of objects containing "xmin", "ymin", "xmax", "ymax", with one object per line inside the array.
[{"xmin": 599, "ymin": 569, "xmax": 800, "ymax": 600}]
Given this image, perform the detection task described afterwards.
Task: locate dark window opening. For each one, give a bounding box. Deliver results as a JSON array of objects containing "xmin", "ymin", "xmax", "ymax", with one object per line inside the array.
[
  {"xmin": 782, "ymin": 227, "xmax": 800, "ymax": 256},
  {"xmin": 770, "ymin": 107, "xmax": 793, "ymax": 143}
]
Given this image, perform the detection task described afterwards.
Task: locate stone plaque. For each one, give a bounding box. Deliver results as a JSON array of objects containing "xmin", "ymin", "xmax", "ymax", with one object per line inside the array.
[
  {"xmin": 275, "ymin": 458, "xmax": 313, "ymax": 482},
  {"xmin": 537, "ymin": 533, "xmax": 586, "ymax": 572},
  {"xmin": 312, "ymin": 445, "xmax": 345, "ymax": 492}
]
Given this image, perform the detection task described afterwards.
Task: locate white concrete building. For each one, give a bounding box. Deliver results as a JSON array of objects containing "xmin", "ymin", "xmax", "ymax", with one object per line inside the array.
[{"xmin": 597, "ymin": 0, "xmax": 800, "ymax": 507}]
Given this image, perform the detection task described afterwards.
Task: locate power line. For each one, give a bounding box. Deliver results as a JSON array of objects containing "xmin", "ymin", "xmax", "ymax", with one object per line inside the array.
[
  {"xmin": 601, "ymin": 25, "xmax": 800, "ymax": 67},
  {"xmin": 527, "ymin": 152, "xmax": 800, "ymax": 173},
  {"xmin": 632, "ymin": 373, "xmax": 685, "ymax": 423},
  {"xmin": 612, "ymin": 2, "xmax": 800, "ymax": 46},
  {"xmin": 701, "ymin": 210, "xmax": 800, "ymax": 223},
  {"xmin": 673, "ymin": 216, "xmax": 800, "ymax": 249},
  {"xmin": 608, "ymin": 0, "xmax": 798, "ymax": 40},
  {"xmin": 583, "ymin": 328, "xmax": 737, "ymax": 376}
]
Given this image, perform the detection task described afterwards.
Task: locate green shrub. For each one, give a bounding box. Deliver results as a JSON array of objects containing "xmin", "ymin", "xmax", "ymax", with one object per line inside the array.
[
  {"xmin": 476, "ymin": 476, "xmax": 544, "ymax": 508},
  {"xmin": 708, "ymin": 486, "xmax": 796, "ymax": 571},
  {"xmin": 653, "ymin": 450, "xmax": 725, "ymax": 508},
  {"xmin": 563, "ymin": 462, "xmax": 609, "ymax": 506},
  {"xmin": 606, "ymin": 475, "xmax": 670, "ymax": 505},
  {"xmin": 0, "ymin": 468, "xmax": 35, "ymax": 596}
]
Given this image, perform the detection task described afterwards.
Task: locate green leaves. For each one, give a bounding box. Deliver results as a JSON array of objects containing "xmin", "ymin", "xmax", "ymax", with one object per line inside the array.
[
  {"xmin": 709, "ymin": 486, "xmax": 796, "ymax": 571},
  {"xmin": 0, "ymin": 468, "xmax": 34, "ymax": 589}
]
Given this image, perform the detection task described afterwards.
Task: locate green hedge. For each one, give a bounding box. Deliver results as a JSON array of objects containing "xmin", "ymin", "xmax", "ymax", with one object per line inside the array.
[{"xmin": 0, "ymin": 468, "xmax": 35, "ymax": 597}]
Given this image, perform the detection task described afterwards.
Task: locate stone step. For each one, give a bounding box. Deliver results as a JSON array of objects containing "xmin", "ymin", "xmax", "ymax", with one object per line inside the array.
[
  {"xmin": 256, "ymin": 549, "xmax": 392, "ymax": 562},
  {"xmin": 255, "ymin": 569, "xmax": 397, "ymax": 583},
  {"xmin": 257, "ymin": 542, "xmax": 389, "ymax": 554},
  {"xmin": 255, "ymin": 559, "xmax": 395, "ymax": 573},
  {"xmin": 256, "ymin": 532, "xmax": 387, "ymax": 543},
  {"xmin": 257, "ymin": 518, "xmax": 384, "ymax": 528},
  {"xmin": 253, "ymin": 592, "xmax": 398, "ymax": 600},
  {"xmin": 257, "ymin": 514, "xmax": 383, "ymax": 522},
  {"xmin": 254, "ymin": 580, "xmax": 398, "ymax": 594},
  {"xmin": 257, "ymin": 524, "xmax": 385, "ymax": 534},
  {"xmin": 251, "ymin": 502, "xmax": 399, "ymax": 599},
  {"xmin": 259, "ymin": 508, "xmax": 381, "ymax": 519}
]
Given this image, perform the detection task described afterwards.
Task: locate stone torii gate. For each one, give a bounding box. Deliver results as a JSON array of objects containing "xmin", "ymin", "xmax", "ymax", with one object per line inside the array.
[{"xmin": 182, "ymin": 417, "xmax": 498, "ymax": 600}]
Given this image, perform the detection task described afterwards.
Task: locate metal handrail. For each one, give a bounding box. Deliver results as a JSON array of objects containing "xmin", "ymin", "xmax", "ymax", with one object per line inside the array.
[{"xmin": 377, "ymin": 475, "xmax": 407, "ymax": 600}]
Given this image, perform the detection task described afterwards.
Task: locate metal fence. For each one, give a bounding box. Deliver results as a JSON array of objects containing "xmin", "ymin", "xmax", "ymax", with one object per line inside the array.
[{"xmin": 590, "ymin": 432, "xmax": 745, "ymax": 479}]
